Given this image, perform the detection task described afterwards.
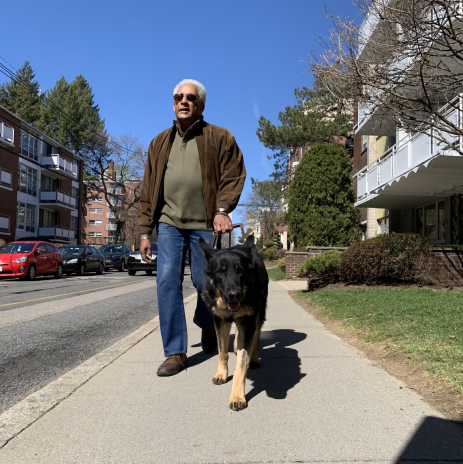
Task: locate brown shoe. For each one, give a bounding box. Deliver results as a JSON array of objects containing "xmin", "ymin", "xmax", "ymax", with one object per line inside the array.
[
  {"xmin": 201, "ymin": 325, "xmax": 217, "ymax": 353},
  {"xmin": 157, "ymin": 354, "xmax": 188, "ymax": 377}
]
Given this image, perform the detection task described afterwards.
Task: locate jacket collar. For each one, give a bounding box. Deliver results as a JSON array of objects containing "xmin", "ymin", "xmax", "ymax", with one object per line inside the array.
[{"xmin": 172, "ymin": 116, "xmax": 204, "ymax": 141}]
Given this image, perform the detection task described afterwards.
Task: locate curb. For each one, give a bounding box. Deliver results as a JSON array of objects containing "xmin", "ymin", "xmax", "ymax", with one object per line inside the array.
[{"xmin": 0, "ymin": 292, "xmax": 198, "ymax": 449}]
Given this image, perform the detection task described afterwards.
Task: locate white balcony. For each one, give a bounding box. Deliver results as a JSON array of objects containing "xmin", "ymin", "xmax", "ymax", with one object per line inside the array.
[
  {"xmin": 355, "ymin": 131, "xmax": 463, "ymax": 209},
  {"xmin": 0, "ymin": 167, "xmax": 12, "ymax": 189},
  {"xmin": 107, "ymin": 212, "xmax": 115, "ymax": 218},
  {"xmin": 39, "ymin": 190, "xmax": 77, "ymax": 211},
  {"xmin": 106, "ymin": 224, "xmax": 117, "ymax": 231},
  {"xmin": 39, "ymin": 226, "xmax": 76, "ymax": 241},
  {"xmin": 0, "ymin": 214, "xmax": 10, "ymax": 234},
  {"xmin": 41, "ymin": 155, "xmax": 78, "ymax": 178}
]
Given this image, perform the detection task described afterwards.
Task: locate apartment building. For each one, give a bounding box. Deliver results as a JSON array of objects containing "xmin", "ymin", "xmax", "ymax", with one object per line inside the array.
[
  {"xmin": 352, "ymin": 5, "xmax": 463, "ymax": 245},
  {"xmin": 83, "ymin": 162, "xmax": 141, "ymax": 247},
  {"xmin": 0, "ymin": 105, "xmax": 83, "ymax": 244}
]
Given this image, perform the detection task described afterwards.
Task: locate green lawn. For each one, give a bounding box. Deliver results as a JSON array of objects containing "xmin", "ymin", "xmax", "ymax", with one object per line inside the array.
[
  {"xmin": 267, "ymin": 267, "xmax": 286, "ymax": 281},
  {"xmin": 299, "ymin": 288, "xmax": 463, "ymax": 393}
]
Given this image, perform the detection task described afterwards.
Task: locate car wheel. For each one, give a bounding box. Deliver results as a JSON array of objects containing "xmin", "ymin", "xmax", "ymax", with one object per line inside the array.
[
  {"xmin": 96, "ymin": 262, "xmax": 104, "ymax": 274},
  {"xmin": 78, "ymin": 264, "xmax": 85, "ymax": 276},
  {"xmin": 104, "ymin": 267, "xmax": 109, "ymax": 272},
  {"xmin": 145, "ymin": 270, "xmax": 153, "ymax": 275},
  {"xmin": 54, "ymin": 264, "xmax": 63, "ymax": 278},
  {"xmin": 26, "ymin": 265, "xmax": 36, "ymax": 281},
  {"xmin": 128, "ymin": 270, "xmax": 136, "ymax": 276},
  {"xmin": 118, "ymin": 261, "xmax": 125, "ymax": 272}
]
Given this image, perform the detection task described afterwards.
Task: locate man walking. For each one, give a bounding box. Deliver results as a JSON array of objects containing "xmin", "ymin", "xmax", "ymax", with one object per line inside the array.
[{"xmin": 138, "ymin": 79, "xmax": 246, "ymax": 376}]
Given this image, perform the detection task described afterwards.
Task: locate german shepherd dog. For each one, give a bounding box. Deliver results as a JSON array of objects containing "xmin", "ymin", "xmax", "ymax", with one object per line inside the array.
[{"xmin": 198, "ymin": 235, "xmax": 268, "ymax": 411}]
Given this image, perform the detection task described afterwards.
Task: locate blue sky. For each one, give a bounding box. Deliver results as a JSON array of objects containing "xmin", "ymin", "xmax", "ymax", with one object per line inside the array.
[{"xmin": 1, "ymin": 0, "xmax": 360, "ymax": 225}]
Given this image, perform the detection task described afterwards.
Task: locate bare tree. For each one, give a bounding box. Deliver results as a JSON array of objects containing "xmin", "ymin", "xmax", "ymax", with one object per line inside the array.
[
  {"xmin": 241, "ymin": 178, "xmax": 286, "ymax": 240},
  {"xmin": 84, "ymin": 132, "xmax": 146, "ymax": 246},
  {"xmin": 315, "ymin": 0, "xmax": 463, "ymax": 149}
]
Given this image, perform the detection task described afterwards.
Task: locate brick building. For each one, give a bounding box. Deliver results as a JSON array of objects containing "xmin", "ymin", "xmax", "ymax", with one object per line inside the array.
[
  {"xmin": 83, "ymin": 162, "xmax": 141, "ymax": 248},
  {"xmin": 0, "ymin": 106, "xmax": 83, "ymax": 244}
]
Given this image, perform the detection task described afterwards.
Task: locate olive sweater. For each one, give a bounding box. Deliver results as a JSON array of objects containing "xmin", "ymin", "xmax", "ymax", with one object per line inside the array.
[{"xmin": 159, "ymin": 128, "xmax": 207, "ymax": 229}]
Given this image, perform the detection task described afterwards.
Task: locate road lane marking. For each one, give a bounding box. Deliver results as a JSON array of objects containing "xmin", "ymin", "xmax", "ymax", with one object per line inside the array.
[{"xmin": 0, "ymin": 280, "xmax": 151, "ymax": 308}]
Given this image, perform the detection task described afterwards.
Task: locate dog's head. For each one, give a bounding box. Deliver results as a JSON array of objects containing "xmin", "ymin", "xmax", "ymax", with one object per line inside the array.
[{"xmin": 198, "ymin": 235, "xmax": 255, "ymax": 313}]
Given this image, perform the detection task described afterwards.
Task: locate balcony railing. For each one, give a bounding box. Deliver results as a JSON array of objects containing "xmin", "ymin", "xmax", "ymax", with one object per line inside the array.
[
  {"xmin": 107, "ymin": 212, "xmax": 115, "ymax": 218},
  {"xmin": 106, "ymin": 224, "xmax": 117, "ymax": 231},
  {"xmin": 0, "ymin": 214, "xmax": 10, "ymax": 233},
  {"xmin": 39, "ymin": 226, "xmax": 75, "ymax": 240},
  {"xmin": 356, "ymin": 110, "xmax": 462, "ymax": 203},
  {"xmin": 39, "ymin": 190, "xmax": 77, "ymax": 209},
  {"xmin": 41, "ymin": 155, "xmax": 78, "ymax": 178},
  {"xmin": 0, "ymin": 167, "xmax": 12, "ymax": 188}
]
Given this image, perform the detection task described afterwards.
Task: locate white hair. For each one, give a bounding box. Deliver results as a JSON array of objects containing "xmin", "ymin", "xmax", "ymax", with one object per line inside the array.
[{"xmin": 173, "ymin": 79, "xmax": 207, "ymax": 104}]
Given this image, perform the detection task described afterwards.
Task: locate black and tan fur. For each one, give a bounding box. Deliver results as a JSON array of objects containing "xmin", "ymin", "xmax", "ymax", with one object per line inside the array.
[{"xmin": 198, "ymin": 235, "xmax": 268, "ymax": 411}]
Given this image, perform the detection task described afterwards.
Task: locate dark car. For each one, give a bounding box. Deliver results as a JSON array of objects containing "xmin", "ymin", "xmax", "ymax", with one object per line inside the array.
[
  {"xmin": 0, "ymin": 241, "xmax": 63, "ymax": 280},
  {"xmin": 99, "ymin": 244, "xmax": 132, "ymax": 272},
  {"xmin": 59, "ymin": 245, "xmax": 105, "ymax": 276},
  {"xmin": 127, "ymin": 243, "xmax": 158, "ymax": 276}
]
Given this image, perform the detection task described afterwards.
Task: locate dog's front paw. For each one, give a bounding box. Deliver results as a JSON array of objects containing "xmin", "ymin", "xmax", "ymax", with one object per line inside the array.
[
  {"xmin": 229, "ymin": 396, "xmax": 247, "ymax": 411},
  {"xmin": 212, "ymin": 373, "xmax": 227, "ymax": 385}
]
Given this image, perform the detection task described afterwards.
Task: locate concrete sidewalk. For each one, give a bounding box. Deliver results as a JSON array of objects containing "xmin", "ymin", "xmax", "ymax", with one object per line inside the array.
[{"xmin": 1, "ymin": 280, "xmax": 463, "ymax": 463}]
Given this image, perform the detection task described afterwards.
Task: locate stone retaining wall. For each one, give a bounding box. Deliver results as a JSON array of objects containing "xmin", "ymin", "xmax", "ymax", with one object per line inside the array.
[
  {"xmin": 428, "ymin": 248, "xmax": 463, "ymax": 286},
  {"xmin": 285, "ymin": 246, "xmax": 463, "ymax": 286},
  {"xmin": 285, "ymin": 247, "xmax": 347, "ymax": 280}
]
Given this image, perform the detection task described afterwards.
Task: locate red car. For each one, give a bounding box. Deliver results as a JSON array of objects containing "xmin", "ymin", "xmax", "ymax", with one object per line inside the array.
[{"xmin": 0, "ymin": 241, "xmax": 64, "ymax": 280}]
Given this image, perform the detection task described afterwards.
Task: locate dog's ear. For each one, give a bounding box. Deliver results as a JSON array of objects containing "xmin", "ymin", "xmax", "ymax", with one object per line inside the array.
[
  {"xmin": 198, "ymin": 237, "xmax": 216, "ymax": 261},
  {"xmin": 242, "ymin": 234, "xmax": 255, "ymax": 251}
]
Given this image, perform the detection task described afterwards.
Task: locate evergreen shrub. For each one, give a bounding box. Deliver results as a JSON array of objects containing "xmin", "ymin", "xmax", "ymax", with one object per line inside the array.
[
  {"xmin": 263, "ymin": 239, "xmax": 275, "ymax": 248},
  {"xmin": 274, "ymin": 248, "xmax": 286, "ymax": 259},
  {"xmin": 288, "ymin": 142, "xmax": 360, "ymax": 247},
  {"xmin": 262, "ymin": 247, "xmax": 278, "ymax": 261},
  {"xmin": 340, "ymin": 233, "xmax": 431, "ymax": 284},
  {"xmin": 297, "ymin": 250, "xmax": 342, "ymax": 289},
  {"xmin": 278, "ymin": 257, "xmax": 286, "ymax": 272}
]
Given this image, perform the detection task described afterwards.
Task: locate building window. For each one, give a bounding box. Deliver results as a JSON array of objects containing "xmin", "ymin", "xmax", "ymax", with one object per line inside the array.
[
  {"xmin": 17, "ymin": 202, "xmax": 36, "ymax": 232},
  {"xmin": 88, "ymin": 232, "xmax": 102, "ymax": 237},
  {"xmin": 0, "ymin": 121, "xmax": 14, "ymax": 144},
  {"xmin": 18, "ymin": 163, "xmax": 38, "ymax": 196},
  {"xmin": 70, "ymin": 215, "xmax": 78, "ymax": 233},
  {"xmin": 39, "ymin": 209, "xmax": 57, "ymax": 228},
  {"xmin": 21, "ymin": 131, "xmax": 39, "ymax": 161},
  {"xmin": 89, "ymin": 208, "xmax": 103, "ymax": 214},
  {"xmin": 91, "ymin": 195, "xmax": 103, "ymax": 202},
  {"xmin": 362, "ymin": 135, "xmax": 368, "ymax": 152},
  {"xmin": 377, "ymin": 217, "xmax": 389, "ymax": 235},
  {"xmin": 89, "ymin": 220, "xmax": 102, "ymax": 226},
  {"xmin": 415, "ymin": 201, "xmax": 445, "ymax": 243},
  {"xmin": 72, "ymin": 186, "xmax": 79, "ymax": 200}
]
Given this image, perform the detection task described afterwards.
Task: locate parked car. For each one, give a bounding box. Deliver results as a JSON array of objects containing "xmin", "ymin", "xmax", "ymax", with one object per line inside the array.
[
  {"xmin": 99, "ymin": 244, "xmax": 132, "ymax": 272},
  {"xmin": 59, "ymin": 245, "xmax": 105, "ymax": 276},
  {"xmin": 0, "ymin": 241, "xmax": 63, "ymax": 280},
  {"xmin": 127, "ymin": 243, "xmax": 158, "ymax": 276}
]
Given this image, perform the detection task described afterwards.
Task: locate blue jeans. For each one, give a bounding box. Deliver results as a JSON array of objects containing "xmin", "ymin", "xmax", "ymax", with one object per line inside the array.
[{"xmin": 156, "ymin": 223, "xmax": 214, "ymax": 357}]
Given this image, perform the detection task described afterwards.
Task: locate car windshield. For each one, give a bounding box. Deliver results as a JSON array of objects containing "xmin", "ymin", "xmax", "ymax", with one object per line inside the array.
[
  {"xmin": 100, "ymin": 246, "xmax": 124, "ymax": 253},
  {"xmin": 59, "ymin": 246, "xmax": 85, "ymax": 255},
  {"xmin": 0, "ymin": 243, "xmax": 35, "ymax": 254}
]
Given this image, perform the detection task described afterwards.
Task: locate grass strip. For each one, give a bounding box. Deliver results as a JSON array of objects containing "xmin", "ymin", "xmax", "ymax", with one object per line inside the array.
[
  {"xmin": 298, "ymin": 288, "xmax": 463, "ymax": 394},
  {"xmin": 267, "ymin": 267, "xmax": 286, "ymax": 281}
]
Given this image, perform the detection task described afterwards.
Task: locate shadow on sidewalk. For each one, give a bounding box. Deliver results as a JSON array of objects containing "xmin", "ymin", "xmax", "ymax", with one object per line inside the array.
[
  {"xmin": 246, "ymin": 329, "xmax": 307, "ymax": 403},
  {"xmin": 394, "ymin": 416, "xmax": 463, "ymax": 462},
  {"xmin": 188, "ymin": 329, "xmax": 307, "ymax": 404}
]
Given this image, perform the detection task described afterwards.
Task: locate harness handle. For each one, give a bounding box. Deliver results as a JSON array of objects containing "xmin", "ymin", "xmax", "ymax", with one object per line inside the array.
[{"xmin": 210, "ymin": 223, "xmax": 246, "ymax": 249}]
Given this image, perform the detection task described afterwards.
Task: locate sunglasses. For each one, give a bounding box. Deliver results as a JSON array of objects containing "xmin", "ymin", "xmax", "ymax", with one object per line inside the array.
[{"xmin": 173, "ymin": 93, "xmax": 199, "ymax": 103}]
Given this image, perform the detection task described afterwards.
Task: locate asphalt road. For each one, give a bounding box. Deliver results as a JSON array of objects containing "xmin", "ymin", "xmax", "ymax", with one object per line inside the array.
[{"xmin": 0, "ymin": 269, "xmax": 196, "ymax": 413}]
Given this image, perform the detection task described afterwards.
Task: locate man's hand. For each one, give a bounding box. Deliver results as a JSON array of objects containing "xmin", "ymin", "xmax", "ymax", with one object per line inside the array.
[
  {"xmin": 213, "ymin": 214, "xmax": 233, "ymax": 234},
  {"xmin": 140, "ymin": 239, "xmax": 152, "ymax": 263}
]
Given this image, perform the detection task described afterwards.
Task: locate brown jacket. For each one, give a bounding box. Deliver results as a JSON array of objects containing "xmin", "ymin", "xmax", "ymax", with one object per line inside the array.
[{"xmin": 138, "ymin": 119, "xmax": 246, "ymax": 235}]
